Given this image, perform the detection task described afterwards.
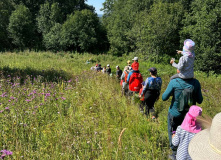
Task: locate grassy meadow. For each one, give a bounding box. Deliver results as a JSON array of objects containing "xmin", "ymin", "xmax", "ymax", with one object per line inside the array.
[{"xmin": 0, "ymin": 51, "xmax": 220, "ymax": 159}]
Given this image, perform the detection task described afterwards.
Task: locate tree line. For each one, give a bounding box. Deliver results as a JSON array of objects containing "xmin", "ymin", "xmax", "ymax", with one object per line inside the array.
[
  {"xmin": 102, "ymin": 0, "xmax": 221, "ymax": 73},
  {"xmin": 0, "ymin": 0, "xmax": 220, "ymax": 73},
  {"xmin": 0, "ymin": 0, "xmax": 108, "ymax": 52}
]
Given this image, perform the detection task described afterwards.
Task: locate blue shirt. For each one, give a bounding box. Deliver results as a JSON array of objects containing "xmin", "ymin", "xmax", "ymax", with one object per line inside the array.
[{"xmin": 141, "ymin": 77, "xmax": 162, "ymax": 96}]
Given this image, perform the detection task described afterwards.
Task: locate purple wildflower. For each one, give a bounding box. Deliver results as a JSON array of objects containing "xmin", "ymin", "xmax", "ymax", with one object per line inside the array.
[
  {"xmin": 0, "ymin": 110, "xmax": 4, "ymax": 113},
  {"xmin": 0, "ymin": 92, "xmax": 7, "ymax": 97},
  {"xmin": 5, "ymin": 107, "xmax": 9, "ymax": 110},
  {"xmin": 1, "ymin": 150, "xmax": 13, "ymax": 156},
  {"xmin": 45, "ymin": 93, "xmax": 50, "ymax": 97},
  {"xmin": 61, "ymin": 97, "xmax": 66, "ymax": 100},
  {"xmin": 25, "ymin": 99, "xmax": 32, "ymax": 102}
]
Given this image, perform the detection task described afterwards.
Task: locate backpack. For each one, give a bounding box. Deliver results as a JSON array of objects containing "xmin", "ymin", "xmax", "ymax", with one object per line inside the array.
[
  {"xmin": 176, "ymin": 79, "xmax": 195, "ymax": 112},
  {"xmin": 129, "ymin": 72, "xmax": 143, "ymax": 92},
  {"xmin": 124, "ymin": 71, "xmax": 129, "ymax": 82}
]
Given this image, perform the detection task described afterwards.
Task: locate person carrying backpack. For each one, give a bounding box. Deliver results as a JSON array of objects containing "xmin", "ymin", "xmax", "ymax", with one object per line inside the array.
[
  {"xmin": 127, "ymin": 63, "xmax": 143, "ymax": 93},
  {"xmin": 121, "ymin": 66, "xmax": 129, "ymax": 95},
  {"xmin": 139, "ymin": 67, "xmax": 162, "ymax": 118},
  {"xmin": 162, "ymin": 77, "xmax": 203, "ymax": 160}
]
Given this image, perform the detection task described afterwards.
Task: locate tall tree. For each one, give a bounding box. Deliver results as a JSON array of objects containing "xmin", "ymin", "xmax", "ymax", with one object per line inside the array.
[
  {"xmin": 181, "ymin": 0, "xmax": 221, "ymax": 73},
  {"xmin": 8, "ymin": 4, "xmax": 35, "ymax": 50},
  {"xmin": 0, "ymin": 0, "xmax": 14, "ymax": 50},
  {"xmin": 133, "ymin": 2, "xmax": 184, "ymax": 61},
  {"xmin": 60, "ymin": 9, "xmax": 105, "ymax": 52},
  {"xmin": 102, "ymin": 0, "xmax": 154, "ymax": 55}
]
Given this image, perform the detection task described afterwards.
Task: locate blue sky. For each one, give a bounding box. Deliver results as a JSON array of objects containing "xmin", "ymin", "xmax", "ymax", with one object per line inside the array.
[{"xmin": 86, "ymin": 0, "xmax": 105, "ymax": 15}]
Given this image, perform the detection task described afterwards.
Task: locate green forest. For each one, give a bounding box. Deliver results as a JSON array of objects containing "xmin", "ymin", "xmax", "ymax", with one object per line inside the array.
[
  {"xmin": 0, "ymin": 0, "xmax": 220, "ymax": 73},
  {"xmin": 0, "ymin": 0, "xmax": 221, "ymax": 159}
]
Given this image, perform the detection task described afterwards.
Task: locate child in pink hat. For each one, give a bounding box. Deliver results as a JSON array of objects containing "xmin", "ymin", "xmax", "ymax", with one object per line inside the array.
[{"xmin": 172, "ymin": 105, "xmax": 202, "ymax": 160}]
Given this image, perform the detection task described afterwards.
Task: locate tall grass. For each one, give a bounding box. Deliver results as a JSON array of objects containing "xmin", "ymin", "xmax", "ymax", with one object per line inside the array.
[{"xmin": 0, "ymin": 51, "xmax": 220, "ymax": 159}]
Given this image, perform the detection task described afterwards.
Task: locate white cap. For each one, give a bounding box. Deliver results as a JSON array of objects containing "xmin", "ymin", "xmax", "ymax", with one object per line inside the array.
[
  {"xmin": 116, "ymin": 65, "xmax": 119, "ymax": 69},
  {"xmin": 132, "ymin": 57, "xmax": 138, "ymax": 61},
  {"xmin": 107, "ymin": 64, "xmax": 110, "ymax": 67}
]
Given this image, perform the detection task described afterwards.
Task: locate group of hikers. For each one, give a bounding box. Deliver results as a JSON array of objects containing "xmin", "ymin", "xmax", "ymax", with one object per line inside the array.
[{"xmin": 90, "ymin": 39, "xmax": 221, "ymax": 160}]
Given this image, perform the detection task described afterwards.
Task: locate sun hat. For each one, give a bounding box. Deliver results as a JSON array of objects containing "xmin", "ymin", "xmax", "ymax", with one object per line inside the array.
[
  {"xmin": 181, "ymin": 105, "xmax": 202, "ymax": 133},
  {"xmin": 183, "ymin": 39, "xmax": 195, "ymax": 57},
  {"xmin": 132, "ymin": 57, "xmax": 138, "ymax": 61},
  {"xmin": 184, "ymin": 39, "xmax": 195, "ymax": 51},
  {"xmin": 107, "ymin": 64, "xmax": 110, "ymax": 67},
  {"xmin": 188, "ymin": 112, "xmax": 221, "ymax": 160},
  {"xmin": 127, "ymin": 60, "xmax": 131, "ymax": 64},
  {"xmin": 148, "ymin": 67, "xmax": 157, "ymax": 74},
  {"xmin": 116, "ymin": 65, "xmax": 119, "ymax": 69}
]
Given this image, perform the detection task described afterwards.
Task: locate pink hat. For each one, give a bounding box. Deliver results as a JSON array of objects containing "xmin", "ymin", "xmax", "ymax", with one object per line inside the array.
[{"xmin": 181, "ymin": 105, "xmax": 202, "ymax": 133}]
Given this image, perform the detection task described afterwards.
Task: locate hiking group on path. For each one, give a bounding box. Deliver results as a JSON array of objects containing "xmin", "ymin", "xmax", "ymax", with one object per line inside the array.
[{"xmin": 90, "ymin": 39, "xmax": 221, "ymax": 160}]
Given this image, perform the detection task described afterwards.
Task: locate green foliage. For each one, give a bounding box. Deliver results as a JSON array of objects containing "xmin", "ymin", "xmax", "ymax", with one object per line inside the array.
[
  {"xmin": 102, "ymin": 0, "xmax": 154, "ymax": 56},
  {"xmin": 37, "ymin": 2, "xmax": 63, "ymax": 50},
  {"xmin": 60, "ymin": 9, "xmax": 106, "ymax": 52},
  {"xmin": 36, "ymin": 2, "xmax": 107, "ymax": 52},
  {"xmin": 0, "ymin": 51, "xmax": 220, "ymax": 159},
  {"xmin": 134, "ymin": 2, "xmax": 184, "ymax": 59},
  {"xmin": 0, "ymin": 0, "xmax": 14, "ymax": 50},
  {"xmin": 181, "ymin": 0, "xmax": 221, "ymax": 73},
  {"xmin": 37, "ymin": 2, "xmax": 53, "ymax": 35},
  {"xmin": 43, "ymin": 23, "xmax": 62, "ymax": 51},
  {"xmin": 8, "ymin": 4, "xmax": 35, "ymax": 49},
  {"xmin": 0, "ymin": 0, "xmax": 106, "ymax": 52}
]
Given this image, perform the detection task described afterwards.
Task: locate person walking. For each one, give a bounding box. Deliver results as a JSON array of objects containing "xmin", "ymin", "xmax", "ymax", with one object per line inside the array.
[
  {"xmin": 116, "ymin": 66, "xmax": 122, "ymax": 80},
  {"xmin": 121, "ymin": 66, "xmax": 130, "ymax": 95},
  {"xmin": 139, "ymin": 67, "xmax": 162, "ymax": 118},
  {"xmin": 172, "ymin": 105, "xmax": 202, "ymax": 160},
  {"xmin": 106, "ymin": 64, "xmax": 111, "ymax": 75},
  {"xmin": 162, "ymin": 77, "xmax": 203, "ymax": 160}
]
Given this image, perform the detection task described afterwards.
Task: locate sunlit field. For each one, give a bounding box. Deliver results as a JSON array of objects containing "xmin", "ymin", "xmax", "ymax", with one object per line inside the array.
[{"xmin": 0, "ymin": 51, "xmax": 220, "ymax": 159}]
